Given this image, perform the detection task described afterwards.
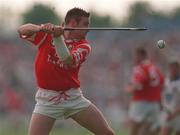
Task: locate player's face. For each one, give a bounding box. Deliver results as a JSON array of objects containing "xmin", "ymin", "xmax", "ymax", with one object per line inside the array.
[
  {"xmin": 134, "ymin": 53, "xmax": 143, "ymax": 64},
  {"xmin": 64, "ymin": 17, "xmax": 90, "ymax": 39},
  {"xmin": 75, "ymin": 17, "xmax": 90, "ymax": 38}
]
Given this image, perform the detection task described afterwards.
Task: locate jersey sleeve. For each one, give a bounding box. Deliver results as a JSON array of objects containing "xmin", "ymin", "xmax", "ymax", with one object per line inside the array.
[
  {"xmin": 20, "ymin": 31, "xmax": 48, "ymax": 47},
  {"xmin": 70, "ymin": 43, "xmax": 91, "ymax": 67}
]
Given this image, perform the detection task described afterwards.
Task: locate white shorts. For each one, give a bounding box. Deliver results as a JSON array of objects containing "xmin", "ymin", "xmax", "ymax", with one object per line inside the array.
[
  {"xmin": 161, "ymin": 112, "xmax": 180, "ymax": 131},
  {"xmin": 33, "ymin": 88, "xmax": 91, "ymax": 119},
  {"xmin": 129, "ymin": 101, "xmax": 161, "ymax": 130}
]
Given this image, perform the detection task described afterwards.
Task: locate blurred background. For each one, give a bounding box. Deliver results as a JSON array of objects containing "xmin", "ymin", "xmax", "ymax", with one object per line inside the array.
[{"xmin": 0, "ymin": 0, "xmax": 180, "ymax": 134}]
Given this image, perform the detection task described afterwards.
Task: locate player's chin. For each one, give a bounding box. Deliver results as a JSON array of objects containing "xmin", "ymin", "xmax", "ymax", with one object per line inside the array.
[
  {"xmin": 81, "ymin": 35, "xmax": 87, "ymax": 39},
  {"xmin": 77, "ymin": 33, "xmax": 86, "ymax": 39},
  {"xmin": 82, "ymin": 31, "xmax": 88, "ymax": 37}
]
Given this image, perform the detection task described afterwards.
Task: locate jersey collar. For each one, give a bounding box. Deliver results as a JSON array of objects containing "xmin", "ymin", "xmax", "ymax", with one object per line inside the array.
[{"xmin": 64, "ymin": 38, "xmax": 87, "ymax": 44}]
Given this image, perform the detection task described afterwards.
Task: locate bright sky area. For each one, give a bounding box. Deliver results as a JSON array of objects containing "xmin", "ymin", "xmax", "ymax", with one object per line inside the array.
[
  {"xmin": 1, "ymin": 0, "xmax": 180, "ymax": 32},
  {"xmin": 1, "ymin": 0, "xmax": 180, "ymax": 20}
]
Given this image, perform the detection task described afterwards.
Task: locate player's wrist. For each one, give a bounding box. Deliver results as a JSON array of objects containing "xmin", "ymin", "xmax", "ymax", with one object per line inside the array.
[
  {"xmin": 38, "ymin": 24, "xmax": 45, "ymax": 32},
  {"xmin": 53, "ymin": 26, "xmax": 64, "ymax": 37},
  {"xmin": 54, "ymin": 35, "xmax": 64, "ymax": 40},
  {"xmin": 53, "ymin": 37, "xmax": 61, "ymax": 45}
]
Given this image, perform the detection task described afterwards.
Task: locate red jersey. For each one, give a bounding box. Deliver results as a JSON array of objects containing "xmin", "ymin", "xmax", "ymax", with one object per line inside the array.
[
  {"xmin": 131, "ymin": 60, "xmax": 164, "ymax": 102},
  {"xmin": 20, "ymin": 32, "xmax": 91, "ymax": 91}
]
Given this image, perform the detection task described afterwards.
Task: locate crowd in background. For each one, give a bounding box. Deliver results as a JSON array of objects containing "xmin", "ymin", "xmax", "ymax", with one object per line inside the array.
[{"xmin": 0, "ymin": 30, "xmax": 180, "ymax": 130}]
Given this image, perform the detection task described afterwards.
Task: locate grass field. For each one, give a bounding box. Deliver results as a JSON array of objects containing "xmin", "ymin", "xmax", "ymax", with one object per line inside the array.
[
  {"xmin": 0, "ymin": 116, "xmax": 129, "ymax": 135},
  {"xmin": 0, "ymin": 127, "xmax": 128, "ymax": 135}
]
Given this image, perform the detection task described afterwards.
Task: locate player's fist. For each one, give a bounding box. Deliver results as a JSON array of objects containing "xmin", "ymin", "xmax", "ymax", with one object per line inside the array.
[
  {"xmin": 40, "ymin": 23, "xmax": 55, "ymax": 33},
  {"xmin": 53, "ymin": 25, "xmax": 64, "ymax": 37}
]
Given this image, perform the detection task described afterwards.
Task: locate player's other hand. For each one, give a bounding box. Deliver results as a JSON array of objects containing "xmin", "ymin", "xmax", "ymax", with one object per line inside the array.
[
  {"xmin": 40, "ymin": 23, "xmax": 55, "ymax": 33},
  {"xmin": 53, "ymin": 25, "xmax": 64, "ymax": 37}
]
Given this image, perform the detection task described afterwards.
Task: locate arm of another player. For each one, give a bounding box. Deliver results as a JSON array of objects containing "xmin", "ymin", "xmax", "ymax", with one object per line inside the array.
[
  {"xmin": 125, "ymin": 66, "xmax": 145, "ymax": 93},
  {"xmin": 166, "ymin": 108, "xmax": 180, "ymax": 121},
  {"xmin": 125, "ymin": 83, "xmax": 143, "ymax": 93}
]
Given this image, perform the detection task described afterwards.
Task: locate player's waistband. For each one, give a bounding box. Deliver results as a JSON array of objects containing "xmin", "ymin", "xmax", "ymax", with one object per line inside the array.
[
  {"xmin": 36, "ymin": 87, "xmax": 83, "ymax": 103},
  {"xmin": 38, "ymin": 87, "xmax": 81, "ymax": 94}
]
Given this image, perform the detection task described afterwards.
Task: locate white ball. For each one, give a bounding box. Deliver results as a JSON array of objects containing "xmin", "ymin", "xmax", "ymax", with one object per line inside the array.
[{"xmin": 157, "ymin": 40, "xmax": 166, "ymax": 49}]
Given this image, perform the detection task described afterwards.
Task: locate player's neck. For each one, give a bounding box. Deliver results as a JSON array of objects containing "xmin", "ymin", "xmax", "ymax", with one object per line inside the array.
[
  {"xmin": 65, "ymin": 38, "xmax": 85, "ymax": 43},
  {"xmin": 64, "ymin": 35, "xmax": 86, "ymax": 41}
]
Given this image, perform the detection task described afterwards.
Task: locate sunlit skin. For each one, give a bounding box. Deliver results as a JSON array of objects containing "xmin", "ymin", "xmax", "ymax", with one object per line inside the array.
[
  {"xmin": 37, "ymin": 16, "xmax": 90, "ymax": 40},
  {"xmin": 63, "ymin": 17, "xmax": 90, "ymax": 40}
]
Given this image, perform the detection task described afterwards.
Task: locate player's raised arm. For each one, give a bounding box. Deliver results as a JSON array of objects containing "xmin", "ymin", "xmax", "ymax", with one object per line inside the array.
[
  {"xmin": 17, "ymin": 23, "xmax": 42, "ymax": 38},
  {"xmin": 18, "ymin": 23, "xmax": 56, "ymax": 47}
]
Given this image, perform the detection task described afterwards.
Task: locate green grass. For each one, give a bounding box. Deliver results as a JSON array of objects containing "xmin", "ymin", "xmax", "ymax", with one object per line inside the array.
[
  {"xmin": 0, "ymin": 117, "xmax": 128, "ymax": 135},
  {"xmin": 0, "ymin": 127, "xmax": 128, "ymax": 135},
  {"xmin": 51, "ymin": 128, "xmax": 128, "ymax": 135},
  {"xmin": 0, "ymin": 103, "xmax": 129, "ymax": 135}
]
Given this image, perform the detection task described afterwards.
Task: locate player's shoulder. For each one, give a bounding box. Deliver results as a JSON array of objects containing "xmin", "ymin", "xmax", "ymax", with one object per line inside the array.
[
  {"xmin": 76, "ymin": 39, "xmax": 91, "ymax": 51},
  {"xmin": 133, "ymin": 65, "xmax": 146, "ymax": 75},
  {"xmin": 78, "ymin": 39, "xmax": 90, "ymax": 46}
]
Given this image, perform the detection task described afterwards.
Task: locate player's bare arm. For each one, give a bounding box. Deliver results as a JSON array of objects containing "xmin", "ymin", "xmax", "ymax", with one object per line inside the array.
[
  {"xmin": 125, "ymin": 83, "xmax": 143, "ymax": 93},
  {"xmin": 18, "ymin": 23, "xmax": 58, "ymax": 37},
  {"xmin": 167, "ymin": 108, "xmax": 180, "ymax": 120},
  {"xmin": 17, "ymin": 23, "xmax": 42, "ymax": 38}
]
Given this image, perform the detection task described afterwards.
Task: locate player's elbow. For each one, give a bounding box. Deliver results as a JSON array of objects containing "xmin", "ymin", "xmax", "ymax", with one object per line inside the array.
[
  {"xmin": 17, "ymin": 23, "xmax": 34, "ymax": 35},
  {"xmin": 17, "ymin": 25, "xmax": 27, "ymax": 35},
  {"xmin": 17, "ymin": 26, "xmax": 23, "ymax": 35}
]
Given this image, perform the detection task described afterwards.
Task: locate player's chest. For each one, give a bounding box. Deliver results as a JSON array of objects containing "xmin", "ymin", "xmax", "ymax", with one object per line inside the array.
[
  {"xmin": 39, "ymin": 44, "xmax": 76, "ymax": 68},
  {"xmin": 45, "ymin": 44, "xmax": 74, "ymax": 57}
]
